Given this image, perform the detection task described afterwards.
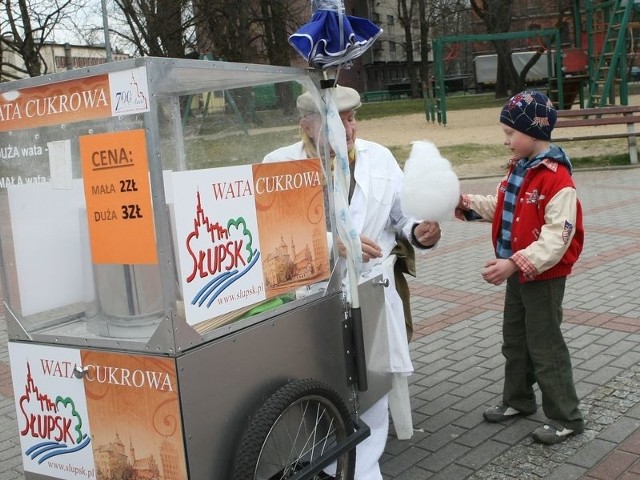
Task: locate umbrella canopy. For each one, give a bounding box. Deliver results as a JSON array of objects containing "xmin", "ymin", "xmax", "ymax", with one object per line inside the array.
[{"xmin": 289, "ymin": 9, "xmax": 382, "ymax": 69}]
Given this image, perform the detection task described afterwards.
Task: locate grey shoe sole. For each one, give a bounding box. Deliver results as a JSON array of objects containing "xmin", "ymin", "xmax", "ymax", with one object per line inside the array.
[
  {"xmin": 531, "ymin": 424, "xmax": 585, "ymax": 444},
  {"xmin": 483, "ymin": 407, "xmax": 536, "ymax": 423}
]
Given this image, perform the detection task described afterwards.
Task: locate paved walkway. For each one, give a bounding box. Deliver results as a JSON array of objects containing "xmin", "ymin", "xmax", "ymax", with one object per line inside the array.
[
  {"xmin": 1, "ymin": 167, "xmax": 639, "ymax": 479},
  {"xmin": 381, "ymin": 167, "xmax": 640, "ymax": 480}
]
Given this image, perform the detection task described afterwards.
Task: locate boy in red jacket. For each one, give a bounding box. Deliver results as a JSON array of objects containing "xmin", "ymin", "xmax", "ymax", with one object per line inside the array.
[{"xmin": 455, "ymin": 90, "xmax": 585, "ymax": 444}]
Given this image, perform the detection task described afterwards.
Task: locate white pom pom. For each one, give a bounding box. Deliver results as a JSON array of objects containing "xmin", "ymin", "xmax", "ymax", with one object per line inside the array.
[{"xmin": 401, "ymin": 140, "xmax": 460, "ymax": 221}]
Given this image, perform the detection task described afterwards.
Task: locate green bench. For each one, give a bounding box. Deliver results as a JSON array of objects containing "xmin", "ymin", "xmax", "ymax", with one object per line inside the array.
[{"xmin": 362, "ymin": 90, "xmax": 390, "ymax": 102}]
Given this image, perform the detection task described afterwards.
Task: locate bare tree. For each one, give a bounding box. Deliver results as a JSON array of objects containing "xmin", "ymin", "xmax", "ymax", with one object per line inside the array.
[
  {"xmin": 257, "ymin": 0, "xmax": 309, "ymax": 114},
  {"xmin": 518, "ymin": 5, "xmax": 572, "ymax": 93},
  {"xmin": 191, "ymin": 0, "xmax": 257, "ymax": 62},
  {"xmin": 0, "ymin": 0, "xmax": 81, "ymax": 79},
  {"xmin": 385, "ymin": 0, "xmax": 471, "ymax": 99},
  {"xmin": 258, "ymin": 0, "xmax": 308, "ymax": 66},
  {"xmin": 397, "ymin": 0, "xmax": 419, "ymax": 97},
  {"xmin": 417, "ymin": 0, "xmax": 429, "ymax": 96},
  {"xmin": 111, "ymin": 0, "xmax": 193, "ymax": 57},
  {"xmin": 470, "ymin": 0, "xmax": 518, "ymax": 97},
  {"xmin": 260, "ymin": 0, "xmax": 291, "ymax": 66},
  {"xmin": 413, "ymin": 0, "xmax": 468, "ymax": 99}
]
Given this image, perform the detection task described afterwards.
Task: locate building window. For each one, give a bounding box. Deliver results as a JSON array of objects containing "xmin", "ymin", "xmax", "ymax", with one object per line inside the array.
[
  {"xmin": 55, "ymin": 56, "xmax": 107, "ymax": 69},
  {"xmin": 372, "ymin": 12, "xmax": 380, "ymax": 23},
  {"xmin": 389, "ymin": 42, "xmax": 397, "ymax": 53},
  {"xmin": 373, "ymin": 43, "xmax": 383, "ymax": 59},
  {"xmin": 387, "ymin": 15, "xmax": 394, "ymax": 25}
]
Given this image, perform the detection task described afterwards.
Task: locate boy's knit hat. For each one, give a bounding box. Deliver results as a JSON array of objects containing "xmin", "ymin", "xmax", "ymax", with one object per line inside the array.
[{"xmin": 499, "ymin": 90, "xmax": 556, "ymax": 140}]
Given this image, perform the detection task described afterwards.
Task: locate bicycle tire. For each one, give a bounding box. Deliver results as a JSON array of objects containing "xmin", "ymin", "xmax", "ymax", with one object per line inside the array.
[{"xmin": 232, "ymin": 378, "xmax": 356, "ymax": 480}]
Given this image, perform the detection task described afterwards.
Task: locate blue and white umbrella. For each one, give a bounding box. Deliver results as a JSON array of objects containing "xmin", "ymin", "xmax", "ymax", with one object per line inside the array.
[
  {"xmin": 289, "ymin": 3, "xmax": 382, "ymax": 391},
  {"xmin": 289, "ymin": 0, "xmax": 382, "ymax": 70}
]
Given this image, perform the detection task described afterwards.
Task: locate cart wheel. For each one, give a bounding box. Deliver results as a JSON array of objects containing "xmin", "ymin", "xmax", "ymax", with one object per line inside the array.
[{"xmin": 232, "ymin": 379, "xmax": 356, "ymax": 480}]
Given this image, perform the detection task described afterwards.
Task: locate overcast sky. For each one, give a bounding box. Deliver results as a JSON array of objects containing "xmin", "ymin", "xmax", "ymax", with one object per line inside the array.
[{"xmin": 51, "ymin": 0, "xmax": 111, "ymax": 46}]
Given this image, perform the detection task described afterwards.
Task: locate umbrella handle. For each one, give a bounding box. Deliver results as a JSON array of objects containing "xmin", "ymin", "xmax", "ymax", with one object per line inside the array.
[{"xmin": 320, "ymin": 78, "xmax": 336, "ymax": 89}]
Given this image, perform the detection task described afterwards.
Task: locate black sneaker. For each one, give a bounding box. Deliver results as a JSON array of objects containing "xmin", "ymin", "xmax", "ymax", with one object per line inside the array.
[
  {"xmin": 483, "ymin": 403, "xmax": 536, "ymax": 423},
  {"xmin": 532, "ymin": 421, "xmax": 584, "ymax": 444}
]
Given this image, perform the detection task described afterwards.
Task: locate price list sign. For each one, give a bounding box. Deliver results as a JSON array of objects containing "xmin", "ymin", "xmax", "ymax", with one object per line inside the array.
[{"xmin": 79, "ymin": 129, "xmax": 157, "ymax": 264}]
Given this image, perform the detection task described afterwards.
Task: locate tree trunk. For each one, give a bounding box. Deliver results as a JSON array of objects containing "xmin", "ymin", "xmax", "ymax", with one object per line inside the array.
[
  {"xmin": 493, "ymin": 40, "xmax": 519, "ymax": 97},
  {"xmin": 418, "ymin": 0, "xmax": 430, "ymax": 98},
  {"xmin": 398, "ymin": 0, "xmax": 419, "ymax": 98},
  {"xmin": 5, "ymin": 0, "xmax": 44, "ymax": 77},
  {"xmin": 472, "ymin": 0, "xmax": 518, "ymax": 98},
  {"xmin": 157, "ymin": 0, "xmax": 185, "ymax": 58},
  {"xmin": 519, "ymin": 49, "xmax": 544, "ymax": 92},
  {"xmin": 259, "ymin": 0, "xmax": 294, "ymax": 114}
]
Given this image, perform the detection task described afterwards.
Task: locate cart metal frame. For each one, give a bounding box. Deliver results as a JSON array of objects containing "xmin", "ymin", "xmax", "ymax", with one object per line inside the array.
[{"xmin": 1, "ymin": 57, "xmax": 391, "ymax": 480}]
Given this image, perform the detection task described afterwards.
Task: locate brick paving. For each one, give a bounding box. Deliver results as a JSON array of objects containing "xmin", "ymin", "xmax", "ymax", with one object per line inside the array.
[
  {"xmin": 380, "ymin": 167, "xmax": 640, "ymax": 480},
  {"xmin": 1, "ymin": 167, "xmax": 639, "ymax": 479}
]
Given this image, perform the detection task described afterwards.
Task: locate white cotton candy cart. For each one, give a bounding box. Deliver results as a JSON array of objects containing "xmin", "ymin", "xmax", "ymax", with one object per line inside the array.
[{"xmin": 0, "ymin": 57, "xmax": 393, "ymax": 480}]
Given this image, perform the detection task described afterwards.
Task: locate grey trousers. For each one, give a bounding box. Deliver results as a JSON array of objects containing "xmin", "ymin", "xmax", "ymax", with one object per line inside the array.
[{"xmin": 501, "ymin": 274, "xmax": 584, "ymax": 431}]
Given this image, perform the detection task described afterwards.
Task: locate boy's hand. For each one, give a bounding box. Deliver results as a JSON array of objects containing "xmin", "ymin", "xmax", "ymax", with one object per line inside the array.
[{"xmin": 481, "ymin": 258, "xmax": 518, "ymax": 285}]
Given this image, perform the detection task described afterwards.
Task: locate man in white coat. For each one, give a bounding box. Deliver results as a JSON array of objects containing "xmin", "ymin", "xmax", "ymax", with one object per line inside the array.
[{"xmin": 264, "ymin": 85, "xmax": 441, "ymax": 479}]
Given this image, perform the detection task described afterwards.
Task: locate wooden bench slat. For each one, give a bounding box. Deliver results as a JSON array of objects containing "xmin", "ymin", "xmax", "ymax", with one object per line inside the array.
[
  {"xmin": 556, "ymin": 116, "xmax": 640, "ymax": 127},
  {"xmin": 557, "ymin": 105, "xmax": 640, "ymax": 117},
  {"xmin": 554, "ymin": 132, "xmax": 638, "ymax": 142},
  {"xmin": 552, "ymin": 105, "xmax": 639, "ymax": 165}
]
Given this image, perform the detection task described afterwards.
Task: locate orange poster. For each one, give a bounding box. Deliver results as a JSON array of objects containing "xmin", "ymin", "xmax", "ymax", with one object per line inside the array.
[
  {"xmin": 253, "ymin": 159, "xmax": 330, "ymax": 298},
  {"xmin": 79, "ymin": 129, "xmax": 157, "ymax": 264},
  {"xmin": 0, "ymin": 75, "xmax": 111, "ymax": 132},
  {"xmin": 81, "ymin": 350, "xmax": 188, "ymax": 480},
  {"xmin": 0, "ymin": 66, "xmax": 150, "ymax": 132},
  {"xmin": 171, "ymin": 159, "xmax": 330, "ymax": 327}
]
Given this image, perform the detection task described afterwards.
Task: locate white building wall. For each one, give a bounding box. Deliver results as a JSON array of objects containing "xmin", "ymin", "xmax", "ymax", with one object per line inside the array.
[{"xmin": 1, "ymin": 42, "xmax": 129, "ymax": 81}]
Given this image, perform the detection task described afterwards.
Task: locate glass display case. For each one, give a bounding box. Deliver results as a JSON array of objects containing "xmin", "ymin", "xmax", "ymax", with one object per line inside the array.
[
  {"xmin": 2, "ymin": 57, "xmax": 390, "ymax": 480},
  {"xmin": 0, "ymin": 57, "xmax": 343, "ymax": 354}
]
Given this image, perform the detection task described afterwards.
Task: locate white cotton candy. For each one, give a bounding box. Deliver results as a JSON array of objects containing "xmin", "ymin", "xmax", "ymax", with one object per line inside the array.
[{"xmin": 401, "ymin": 140, "xmax": 460, "ymax": 221}]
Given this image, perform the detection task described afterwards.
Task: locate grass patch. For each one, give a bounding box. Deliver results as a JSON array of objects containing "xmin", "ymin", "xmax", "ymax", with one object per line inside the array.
[
  {"xmin": 183, "ymin": 122, "xmax": 632, "ymax": 173},
  {"xmin": 388, "ymin": 139, "xmax": 631, "ymax": 176},
  {"xmin": 439, "ymin": 144, "xmax": 506, "ymax": 167},
  {"xmin": 357, "ymin": 93, "xmax": 505, "ymax": 120},
  {"xmin": 388, "ymin": 143, "xmax": 506, "ymax": 168},
  {"xmin": 181, "ymin": 92, "xmax": 635, "ymax": 172},
  {"xmin": 359, "ymin": 93, "xmax": 635, "ymax": 170},
  {"xmin": 357, "ymin": 99, "xmax": 425, "ymax": 120},
  {"xmin": 570, "ymin": 153, "xmax": 630, "ymax": 168},
  {"xmin": 184, "ymin": 128, "xmax": 300, "ymax": 169},
  {"xmin": 445, "ymin": 93, "xmax": 508, "ymax": 110}
]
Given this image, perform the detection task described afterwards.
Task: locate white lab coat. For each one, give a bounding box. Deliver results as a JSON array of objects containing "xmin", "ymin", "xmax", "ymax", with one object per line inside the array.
[
  {"xmin": 264, "ymin": 139, "xmax": 415, "ymax": 373},
  {"xmin": 264, "ymin": 138, "xmax": 417, "ymax": 375},
  {"xmin": 264, "ymin": 139, "xmax": 419, "ymax": 478}
]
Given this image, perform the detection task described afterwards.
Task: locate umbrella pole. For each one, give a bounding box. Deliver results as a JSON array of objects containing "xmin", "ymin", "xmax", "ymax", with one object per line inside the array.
[{"xmin": 319, "ymin": 75, "xmax": 368, "ymax": 392}]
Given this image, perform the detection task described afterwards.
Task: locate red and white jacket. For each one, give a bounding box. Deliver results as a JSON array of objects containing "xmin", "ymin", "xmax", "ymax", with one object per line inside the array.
[{"xmin": 460, "ymin": 158, "xmax": 584, "ymax": 282}]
